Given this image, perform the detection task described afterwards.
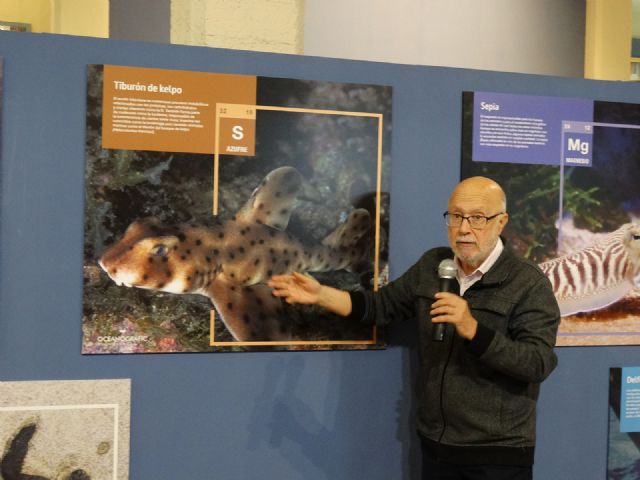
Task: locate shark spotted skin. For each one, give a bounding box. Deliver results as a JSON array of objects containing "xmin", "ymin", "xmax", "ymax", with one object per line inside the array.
[
  {"xmin": 539, "ymin": 223, "xmax": 640, "ymax": 316},
  {"xmin": 99, "ymin": 166, "xmax": 373, "ymax": 341}
]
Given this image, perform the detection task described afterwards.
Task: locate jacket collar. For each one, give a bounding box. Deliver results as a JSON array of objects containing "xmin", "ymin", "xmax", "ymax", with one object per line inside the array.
[{"xmin": 473, "ymin": 237, "xmax": 516, "ymax": 287}]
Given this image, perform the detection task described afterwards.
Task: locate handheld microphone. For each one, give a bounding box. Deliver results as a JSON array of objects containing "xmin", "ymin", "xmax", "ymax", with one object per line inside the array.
[{"xmin": 433, "ymin": 258, "xmax": 457, "ymax": 342}]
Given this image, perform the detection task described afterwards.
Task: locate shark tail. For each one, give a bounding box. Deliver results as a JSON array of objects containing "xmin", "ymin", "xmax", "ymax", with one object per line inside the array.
[
  {"xmin": 314, "ymin": 209, "xmax": 373, "ymax": 272},
  {"xmin": 322, "ymin": 209, "xmax": 371, "ymax": 249}
]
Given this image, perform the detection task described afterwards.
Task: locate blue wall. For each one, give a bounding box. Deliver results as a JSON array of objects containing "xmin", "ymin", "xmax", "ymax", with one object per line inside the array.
[{"xmin": 0, "ymin": 32, "xmax": 639, "ymax": 479}]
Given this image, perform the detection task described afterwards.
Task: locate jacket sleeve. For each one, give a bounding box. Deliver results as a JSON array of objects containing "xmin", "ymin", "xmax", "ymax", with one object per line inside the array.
[
  {"xmin": 354, "ymin": 251, "xmax": 433, "ymax": 326},
  {"xmin": 466, "ymin": 273, "xmax": 560, "ymax": 383}
]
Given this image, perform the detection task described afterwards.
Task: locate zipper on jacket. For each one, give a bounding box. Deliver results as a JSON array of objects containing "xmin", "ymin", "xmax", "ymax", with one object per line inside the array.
[{"xmin": 436, "ymin": 333, "xmax": 456, "ymax": 447}]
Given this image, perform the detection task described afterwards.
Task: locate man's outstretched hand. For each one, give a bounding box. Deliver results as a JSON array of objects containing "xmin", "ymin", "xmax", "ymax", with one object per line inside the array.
[
  {"xmin": 269, "ymin": 272, "xmax": 321, "ymax": 305},
  {"xmin": 269, "ymin": 272, "xmax": 353, "ymax": 317}
]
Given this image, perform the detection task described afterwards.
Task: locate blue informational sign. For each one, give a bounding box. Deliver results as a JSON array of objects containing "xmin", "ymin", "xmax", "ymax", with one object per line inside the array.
[
  {"xmin": 620, "ymin": 366, "xmax": 640, "ymax": 433},
  {"xmin": 472, "ymin": 91, "xmax": 594, "ymax": 166}
]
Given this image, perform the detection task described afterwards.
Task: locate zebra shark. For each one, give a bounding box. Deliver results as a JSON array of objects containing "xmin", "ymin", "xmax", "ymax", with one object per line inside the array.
[
  {"xmin": 98, "ymin": 166, "xmax": 374, "ymax": 341},
  {"xmin": 539, "ymin": 223, "xmax": 640, "ymax": 316}
]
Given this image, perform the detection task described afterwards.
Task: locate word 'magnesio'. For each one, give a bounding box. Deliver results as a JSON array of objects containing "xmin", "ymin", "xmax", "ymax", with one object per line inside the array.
[{"xmin": 113, "ymin": 81, "xmax": 183, "ymax": 95}]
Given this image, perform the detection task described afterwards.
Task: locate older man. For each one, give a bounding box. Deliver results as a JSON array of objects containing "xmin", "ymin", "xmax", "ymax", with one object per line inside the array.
[{"xmin": 269, "ymin": 176, "xmax": 560, "ymax": 480}]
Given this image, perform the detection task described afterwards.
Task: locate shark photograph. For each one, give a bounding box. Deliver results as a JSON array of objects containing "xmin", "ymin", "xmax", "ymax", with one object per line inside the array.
[
  {"xmin": 98, "ymin": 167, "xmax": 376, "ymax": 343},
  {"xmin": 82, "ymin": 65, "xmax": 392, "ymax": 353}
]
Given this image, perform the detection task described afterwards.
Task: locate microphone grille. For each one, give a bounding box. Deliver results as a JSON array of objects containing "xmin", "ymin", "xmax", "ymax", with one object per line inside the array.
[{"xmin": 438, "ymin": 258, "xmax": 457, "ymax": 278}]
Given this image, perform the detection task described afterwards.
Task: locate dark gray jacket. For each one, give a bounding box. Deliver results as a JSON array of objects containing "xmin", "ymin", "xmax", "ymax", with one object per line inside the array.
[{"xmin": 351, "ymin": 245, "xmax": 560, "ymax": 465}]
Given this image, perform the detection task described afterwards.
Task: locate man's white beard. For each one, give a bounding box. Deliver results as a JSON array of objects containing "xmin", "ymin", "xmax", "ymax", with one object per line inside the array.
[{"xmin": 454, "ymin": 237, "xmax": 498, "ymax": 270}]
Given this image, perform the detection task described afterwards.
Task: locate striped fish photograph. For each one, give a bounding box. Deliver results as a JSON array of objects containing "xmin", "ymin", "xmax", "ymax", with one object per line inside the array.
[{"xmin": 462, "ymin": 94, "xmax": 640, "ymax": 346}]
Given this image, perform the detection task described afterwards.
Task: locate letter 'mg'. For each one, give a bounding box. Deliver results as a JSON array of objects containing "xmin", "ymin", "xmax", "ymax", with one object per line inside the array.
[{"xmin": 567, "ymin": 138, "xmax": 589, "ymax": 155}]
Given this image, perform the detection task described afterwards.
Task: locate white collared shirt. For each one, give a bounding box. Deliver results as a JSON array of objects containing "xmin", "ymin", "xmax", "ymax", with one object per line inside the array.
[{"xmin": 456, "ymin": 238, "xmax": 504, "ymax": 296}]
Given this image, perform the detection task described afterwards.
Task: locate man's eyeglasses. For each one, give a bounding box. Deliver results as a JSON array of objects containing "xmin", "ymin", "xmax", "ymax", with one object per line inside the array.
[{"xmin": 443, "ymin": 212, "xmax": 504, "ymax": 229}]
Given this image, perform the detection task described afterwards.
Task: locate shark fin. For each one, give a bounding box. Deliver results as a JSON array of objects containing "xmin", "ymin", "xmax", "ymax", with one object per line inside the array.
[{"xmin": 235, "ymin": 166, "xmax": 303, "ymax": 231}]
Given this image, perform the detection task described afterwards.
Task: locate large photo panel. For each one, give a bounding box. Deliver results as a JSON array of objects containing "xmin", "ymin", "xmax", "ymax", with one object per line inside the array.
[
  {"xmin": 608, "ymin": 367, "xmax": 640, "ymax": 478},
  {"xmin": 462, "ymin": 91, "xmax": 640, "ymax": 346},
  {"xmin": 0, "ymin": 379, "xmax": 131, "ymax": 479},
  {"xmin": 83, "ymin": 65, "xmax": 391, "ymax": 353}
]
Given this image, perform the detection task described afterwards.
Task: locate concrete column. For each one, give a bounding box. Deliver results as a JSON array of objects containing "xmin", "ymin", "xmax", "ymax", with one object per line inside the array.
[
  {"xmin": 110, "ymin": 0, "xmax": 170, "ymax": 43},
  {"xmin": 171, "ymin": 0, "xmax": 304, "ymax": 54},
  {"xmin": 584, "ymin": 0, "xmax": 632, "ymax": 80}
]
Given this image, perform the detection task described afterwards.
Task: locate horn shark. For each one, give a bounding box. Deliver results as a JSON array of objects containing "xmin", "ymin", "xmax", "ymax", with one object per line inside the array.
[{"xmin": 99, "ymin": 166, "xmax": 374, "ymax": 341}]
